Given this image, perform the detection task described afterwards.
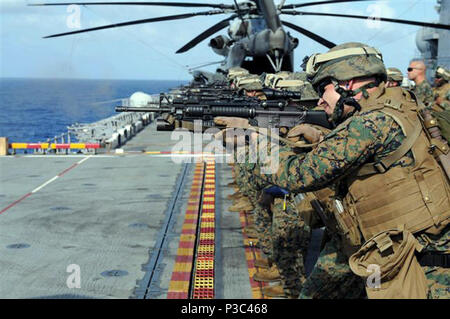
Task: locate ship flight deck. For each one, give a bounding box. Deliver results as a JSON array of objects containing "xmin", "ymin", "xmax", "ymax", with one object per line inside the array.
[{"xmin": 0, "ymin": 122, "xmax": 321, "ymax": 299}]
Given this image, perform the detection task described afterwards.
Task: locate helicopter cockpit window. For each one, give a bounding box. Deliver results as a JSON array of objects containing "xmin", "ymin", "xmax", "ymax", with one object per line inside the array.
[{"xmin": 228, "ymin": 18, "xmax": 252, "ymax": 39}]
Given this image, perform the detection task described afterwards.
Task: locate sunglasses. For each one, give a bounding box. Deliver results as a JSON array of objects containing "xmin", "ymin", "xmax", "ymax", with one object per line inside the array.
[
  {"xmin": 317, "ymin": 79, "xmax": 332, "ymax": 97},
  {"xmin": 407, "ymin": 67, "xmax": 423, "ymax": 72}
]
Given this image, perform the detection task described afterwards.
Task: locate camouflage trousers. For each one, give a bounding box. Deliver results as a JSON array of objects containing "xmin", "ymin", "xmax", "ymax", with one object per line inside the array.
[
  {"xmin": 243, "ymin": 163, "xmax": 274, "ymax": 257},
  {"xmin": 417, "ymin": 226, "xmax": 450, "ymax": 299},
  {"xmin": 424, "ymin": 266, "xmax": 450, "ymax": 299},
  {"xmin": 253, "ymin": 203, "xmax": 273, "ymax": 258},
  {"xmin": 299, "ymin": 234, "xmax": 366, "ymax": 299},
  {"xmin": 271, "ymin": 197, "xmax": 310, "ymax": 296},
  {"xmin": 233, "ymin": 161, "xmax": 273, "ymax": 257}
]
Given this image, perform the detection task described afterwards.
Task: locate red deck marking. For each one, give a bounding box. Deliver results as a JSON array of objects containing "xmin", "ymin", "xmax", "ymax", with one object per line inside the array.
[
  {"xmin": 9, "ymin": 143, "xmax": 101, "ymax": 149},
  {"xmin": 192, "ymin": 159, "xmax": 215, "ymax": 299},
  {"xmin": 167, "ymin": 162, "xmax": 205, "ymax": 299},
  {"xmin": 239, "ymin": 211, "xmax": 270, "ymax": 299},
  {"xmin": 178, "ymin": 241, "xmax": 195, "ymax": 249},
  {"xmin": 170, "ymin": 272, "xmax": 192, "ymax": 281},
  {"xmin": 168, "ymin": 158, "xmax": 217, "ymax": 299},
  {"xmin": 175, "ymin": 255, "xmax": 194, "ymax": 263},
  {"xmin": 84, "ymin": 143, "xmax": 100, "ymax": 149},
  {"xmin": 0, "ymin": 193, "xmax": 32, "ymax": 215},
  {"xmin": 27, "ymin": 144, "xmax": 44, "ymax": 149},
  {"xmin": 54, "ymin": 144, "xmax": 70, "ymax": 149},
  {"xmin": 0, "ymin": 156, "xmax": 91, "ymax": 216},
  {"xmin": 166, "ymin": 292, "xmax": 186, "ymax": 299},
  {"xmin": 180, "ymin": 229, "xmax": 196, "ymax": 235},
  {"xmin": 57, "ymin": 163, "xmax": 79, "ymax": 177}
]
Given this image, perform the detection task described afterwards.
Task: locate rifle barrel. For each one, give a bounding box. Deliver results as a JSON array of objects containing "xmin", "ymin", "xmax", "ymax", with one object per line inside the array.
[{"xmin": 115, "ymin": 106, "xmax": 169, "ymax": 112}]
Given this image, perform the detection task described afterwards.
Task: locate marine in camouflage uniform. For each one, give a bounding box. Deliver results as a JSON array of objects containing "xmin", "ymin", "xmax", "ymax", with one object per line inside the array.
[
  {"xmin": 225, "ymin": 72, "xmax": 320, "ymax": 297},
  {"xmin": 407, "ymin": 59, "xmax": 434, "ymax": 107},
  {"xmin": 250, "ymin": 130, "xmax": 365, "ymax": 299},
  {"xmin": 433, "ymin": 66, "xmax": 450, "ymax": 111},
  {"xmin": 269, "ymin": 195, "xmax": 310, "ymax": 296},
  {"xmin": 236, "ymin": 159, "xmax": 273, "ymax": 257},
  {"xmin": 223, "ymin": 69, "xmax": 364, "ymax": 298},
  {"xmin": 264, "ymin": 70, "xmax": 365, "ymax": 298},
  {"xmin": 224, "ymin": 72, "xmax": 276, "ymax": 264},
  {"xmin": 386, "ymin": 67, "xmax": 403, "ymax": 88},
  {"xmin": 414, "ymin": 79, "xmax": 434, "ymax": 108},
  {"xmin": 244, "ymin": 138, "xmax": 312, "ymax": 297},
  {"xmin": 259, "ymin": 75, "xmax": 319, "ymax": 297},
  {"xmin": 263, "ymin": 71, "xmax": 318, "ymax": 100},
  {"xmin": 221, "ymin": 42, "xmax": 450, "ymax": 298}
]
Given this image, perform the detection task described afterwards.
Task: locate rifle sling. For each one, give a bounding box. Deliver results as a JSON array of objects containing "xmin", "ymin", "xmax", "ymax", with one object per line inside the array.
[{"xmin": 357, "ymin": 109, "xmax": 423, "ymax": 176}]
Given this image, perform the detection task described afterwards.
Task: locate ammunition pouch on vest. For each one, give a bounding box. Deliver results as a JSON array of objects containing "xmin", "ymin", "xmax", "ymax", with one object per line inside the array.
[
  {"xmin": 292, "ymin": 192, "xmax": 323, "ymax": 229},
  {"xmin": 259, "ymin": 192, "xmax": 274, "ymax": 211},
  {"xmin": 349, "ymin": 228, "xmax": 428, "ymax": 299},
  {"xmin": 433, "ymin": 109, "xmax": 450, "ymax": 143},
  {"xmin": 332, "ymin": 196, "xmax": 363, "ymax": 257}
]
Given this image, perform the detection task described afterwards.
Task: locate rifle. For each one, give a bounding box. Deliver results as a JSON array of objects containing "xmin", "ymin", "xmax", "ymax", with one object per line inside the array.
[
  {"xmin": 141, "ymin": 87, "xmax": 308, "ymax": 112},
  {"xmin": 115, "ymin": 97, "xmax": 332, "ymax": 131},
  {"xmin": 170, "ymin": 87, "xmax": 302, "ymax": 100}
]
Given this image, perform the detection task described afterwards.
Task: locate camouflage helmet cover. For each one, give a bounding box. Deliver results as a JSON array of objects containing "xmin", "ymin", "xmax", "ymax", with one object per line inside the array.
[
  {"xmin": 307, "ymin": 42, "xmax": 387, "ymax": 91},
  {"xmin": 386, "ymin": 67, "xmax": 404, "ymax": 82},
  {"xmin": 263, "ymin": 72, "xmax": 291, "ymax": 87},
  {"xmin": 235, "ymin": 74, "xmax": 263, "ymax": 91},
  {"xmin": 436, "ymin": 66, "xmax": 450, "ymax": 82},
  {"xmin": 227, "ymin": 67, "xmax": 249, "ymax": 81}
]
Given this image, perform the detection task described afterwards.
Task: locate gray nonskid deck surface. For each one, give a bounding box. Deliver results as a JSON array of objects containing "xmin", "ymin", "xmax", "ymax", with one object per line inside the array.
[
  {"xmin": 215, "ymin": 163, "xmax": 253, "ymax": 299},
  {"xmin": 0, "ymin": 123, "xmax": 252, "ymax": 299},
  {"xmin": 0, "ymin": 124, "xmax": 183, "ymax": 298}
]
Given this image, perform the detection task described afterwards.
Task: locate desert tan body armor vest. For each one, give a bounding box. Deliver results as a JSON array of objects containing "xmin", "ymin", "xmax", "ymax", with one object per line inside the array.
[
  {"xmin": 339, "ymin": 86, "xmax": 450, "ymax": 247},
  {"xmin": 433, "ymin": 82, "xmax": 450, "ymax": 112}
]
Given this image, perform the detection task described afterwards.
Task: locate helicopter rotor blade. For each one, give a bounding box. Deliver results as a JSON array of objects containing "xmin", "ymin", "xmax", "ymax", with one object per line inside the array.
[
  {"xmin": 176, "ymin": 15, "xmax": 237, "ymax": 54},
  {"xmin": 29, "ymin": 2, "xmax": 235, "ymax": 10},
  {"xmin": 43, "ymin": 10, "xmax": 227, "ymax": 38},
  {"xmin": 282, "ymin": 0, "xmax": 377, "ymax": 10},
  {"xmin": 281, "ymin": 10, "xmax": 450, "ymax": 30},
  {"xmin": 281, "ymin": 20, "xmax": 336, "ymax": 48}
]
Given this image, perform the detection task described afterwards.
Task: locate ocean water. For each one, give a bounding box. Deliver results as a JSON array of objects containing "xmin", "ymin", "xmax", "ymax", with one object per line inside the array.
[{"xmin": 0, "ymin": 78, "xmax": 187, "ymax": 143}]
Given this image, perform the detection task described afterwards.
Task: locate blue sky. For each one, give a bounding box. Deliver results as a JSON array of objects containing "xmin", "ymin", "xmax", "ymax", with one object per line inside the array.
[{"xmin": 0, "ymin": 0, "xmax": 442, "ymax": 80}]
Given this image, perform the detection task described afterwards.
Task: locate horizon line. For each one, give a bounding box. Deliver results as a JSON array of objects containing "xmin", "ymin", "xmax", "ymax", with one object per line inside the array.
[{"xmin": 0, "ymin": 76, "xmax": 191, "ymax": 82}]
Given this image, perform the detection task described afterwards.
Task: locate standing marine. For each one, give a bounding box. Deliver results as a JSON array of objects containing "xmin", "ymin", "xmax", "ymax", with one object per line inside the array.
[
  {"xmin": 433, "ymin": 66, "xmax": 450, "ymax": 111},
  {"xmin": 407, "ymin": 59, "xmax": 434, "ymax": 107}
]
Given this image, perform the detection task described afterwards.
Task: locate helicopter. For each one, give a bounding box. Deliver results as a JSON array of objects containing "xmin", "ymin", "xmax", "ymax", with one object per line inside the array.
[
  {"xmin": 30, "ymin": 0, "xmax": 449, "ymax": 80},
  {"xmin": 416, "ymin": 0, "xmax": 450, "ymax": 80}
]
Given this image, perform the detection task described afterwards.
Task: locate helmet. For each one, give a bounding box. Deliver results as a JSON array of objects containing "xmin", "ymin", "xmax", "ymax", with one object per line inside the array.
[
  {"xmin": 435, "ymin": 66, "xmax": 450, "ymax": 82},
  {"xmin": 386, "ymin": 67, "xmax": 404, "ymax": 83},
  {"xmin": 235, "ymin": 74, "xmax": 263, "ymax": 91},
  {"xmin": 263, "ymin": 72, "xmax": 291, "ymax": 87},
  {"xmin": 306, "ymin": 42, "xmax": 387, "ymax": 92},
  {"xmin": 227, "ymin": 67, "xmax": 249, "ymax": 82}
]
